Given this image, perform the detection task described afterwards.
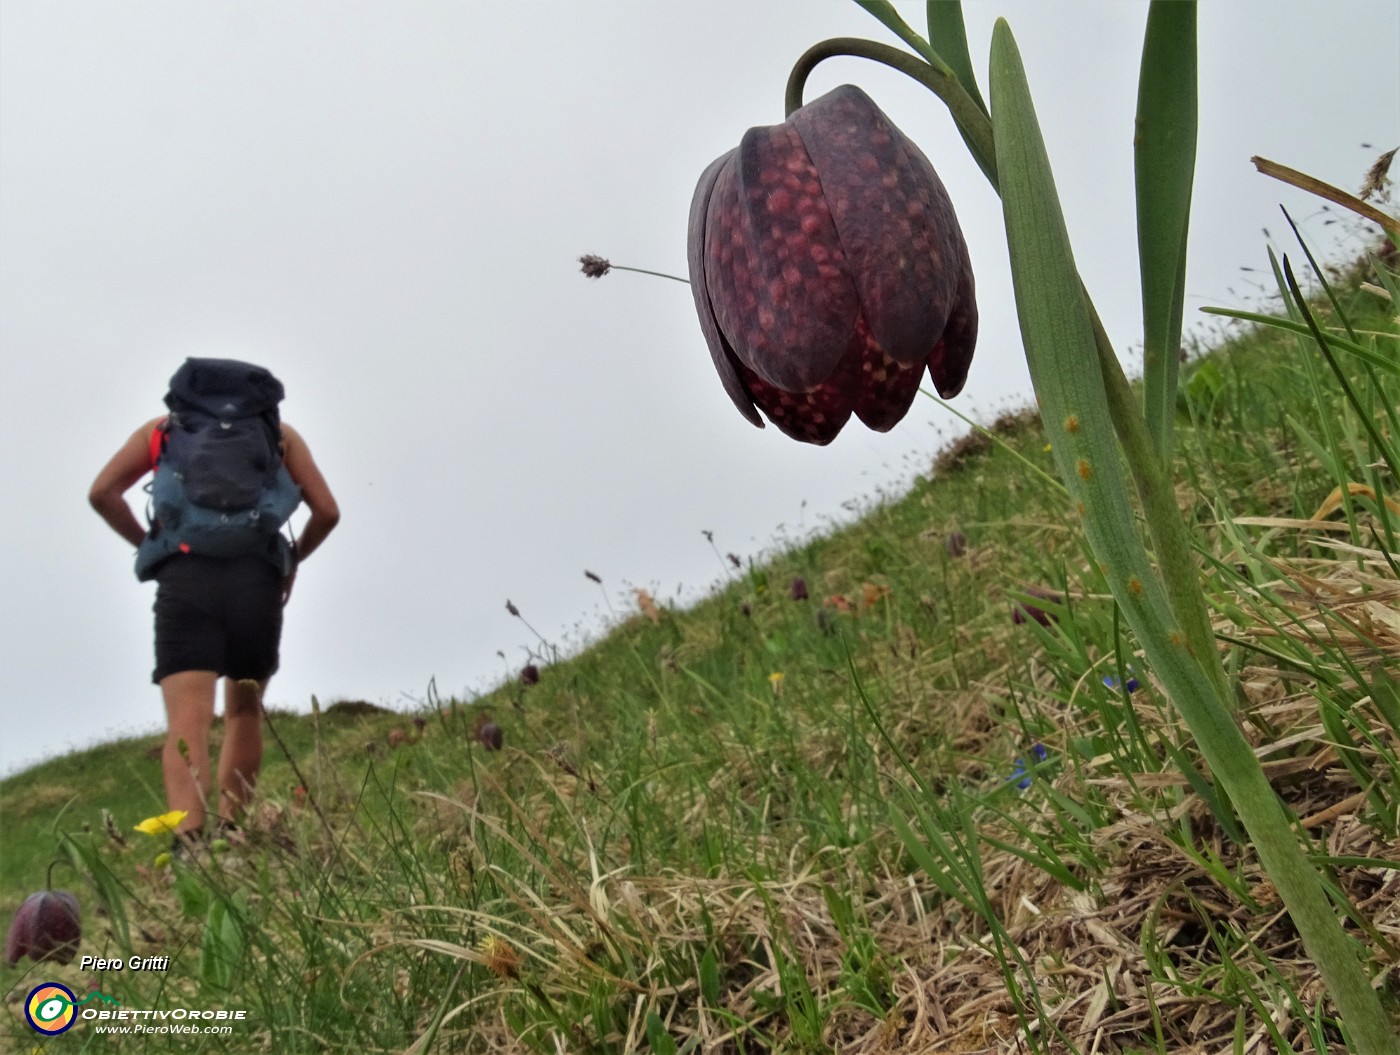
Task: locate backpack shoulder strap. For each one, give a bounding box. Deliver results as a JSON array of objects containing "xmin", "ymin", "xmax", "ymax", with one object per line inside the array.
[{"xmin": 148, "ymin": 417, "xmax": 169, "ymax": 470}]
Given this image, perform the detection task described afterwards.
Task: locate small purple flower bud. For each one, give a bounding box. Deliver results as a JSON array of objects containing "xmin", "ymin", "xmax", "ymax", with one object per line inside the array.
[
  {"xmin": 945, "ymin": 531, "xmax": 967, "ymax": 558},
  {"xmin": 520, "ymin": 664, "xmax": 540, "ymax": 687},
  {"xmin": 790, "ymin": 577, "xmax": 809, "ymax": 601},
  {"xmin": 688, "ymin": 85, "xmax": 977, "ymax": 445},
  {"xmin": 5, "ymin": 890, "xmax": 81, "ymax": 966},
  {"xmin": 477, "ymin": 722, "xmax": 504, "ymax": 752}
]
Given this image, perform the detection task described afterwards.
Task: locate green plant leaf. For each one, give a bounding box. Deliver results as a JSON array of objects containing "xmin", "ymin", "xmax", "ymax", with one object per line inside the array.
[
  {"xmin": 925, "ymin": 2, "xmax": 987, "ymax": 116},
  {"xmin": 1199, "ymin": 307, "xmax": 1399, "ymax": 375},
  {"xmin": 1135, "ymin": 1, "xmax": 1197, "ymax": 464},
  {"xmin": 646, "ymin": 1011, "xmax": 679, "ymax": 1054},
  {"xmin": 854, "ymin": 1, "xmax": 954, "ymax": 76},
  {"xmin": 699, "ymin": 946, "xmax": 721, "ymax": 1006},
  {"xmin": 62, "ymin": 833, "xmax": 131, "ymax": 953},
  {"xmin": 990, "ymin": 19, "xmax": 1397, "ymax": 1054}
]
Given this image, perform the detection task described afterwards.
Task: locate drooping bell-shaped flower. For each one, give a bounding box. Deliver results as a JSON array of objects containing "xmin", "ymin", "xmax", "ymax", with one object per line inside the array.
[
  {"xmin": 688, "ymin": 85, "xmax": 977, "ymax": 444},
  {"xmin": 4, "ymin": 890, "xmax": 81, "ymax": 966}
]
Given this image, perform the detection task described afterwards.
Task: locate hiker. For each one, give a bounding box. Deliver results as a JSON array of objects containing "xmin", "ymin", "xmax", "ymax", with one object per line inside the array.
[{"xmin": 88, "ymin": 359, "xmax": 340, "ymax": 844}]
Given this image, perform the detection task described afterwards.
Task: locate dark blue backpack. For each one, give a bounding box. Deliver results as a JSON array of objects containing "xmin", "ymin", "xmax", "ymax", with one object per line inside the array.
[{"xmin": 135, "ymin": 358, "xmax": 302, "ymax": 581}]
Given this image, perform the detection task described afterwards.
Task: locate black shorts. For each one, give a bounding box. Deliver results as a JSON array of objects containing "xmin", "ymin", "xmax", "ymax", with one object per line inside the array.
[{"xmin": 152, "ymin": 554, "xmax": 283, "ymax": 684}]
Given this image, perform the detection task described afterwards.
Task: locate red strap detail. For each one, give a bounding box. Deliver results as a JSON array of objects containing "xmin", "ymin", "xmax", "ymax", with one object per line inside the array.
[
  {"xmin": 148, "ymin": 418, "xmax": 169, "ymax": 471},
  {"xmin": 178, "ymin": 543, "xmax": 191, "ymax": 554}
]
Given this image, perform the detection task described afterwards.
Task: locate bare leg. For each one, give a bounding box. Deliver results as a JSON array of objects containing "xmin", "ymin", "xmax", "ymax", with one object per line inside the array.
[
  {"xmin": 159, "ymin": 670, "xmax": 219, "ymax": 836},
  {"xmin": 217, "ymin": 678, "xmax": 265, "ymax": 824}
]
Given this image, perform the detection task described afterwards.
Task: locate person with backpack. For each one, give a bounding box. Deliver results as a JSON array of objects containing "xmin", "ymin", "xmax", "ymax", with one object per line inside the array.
[{"xmin": 88, "ymin": 358, "xmax": 340, "ymax": 846}]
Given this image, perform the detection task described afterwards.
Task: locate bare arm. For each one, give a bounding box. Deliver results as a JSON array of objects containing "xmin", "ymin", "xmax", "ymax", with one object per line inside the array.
[
  {"xmin": 281, "ymin": 423, "xmax": 340, "ymax": 564},
  {"xmin": 89, "ymin": 418, "xmax": 163, "ymax": 548}
]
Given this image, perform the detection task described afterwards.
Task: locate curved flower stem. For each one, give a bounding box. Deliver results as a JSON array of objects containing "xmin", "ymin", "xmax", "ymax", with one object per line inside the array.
[
  {"xmin": 45, "ymin": 858, "xmax": 72, "ymax": 890},
  {"xmin": 784, "ymin": 37, "xmax": 998, "ymax": 190}
]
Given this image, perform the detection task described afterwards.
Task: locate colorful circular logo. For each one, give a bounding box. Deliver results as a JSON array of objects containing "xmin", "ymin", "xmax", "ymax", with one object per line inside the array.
[{"xmin": 25, "ymin": 982, "xmax": 77, "ymax": 1035}]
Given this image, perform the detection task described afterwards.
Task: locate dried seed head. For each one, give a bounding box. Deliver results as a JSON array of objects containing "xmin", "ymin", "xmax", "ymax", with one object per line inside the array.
[
  {"xmin": 790, "ymin": 576, "xmax": 809, "ymax": 601},
  {"xmin": 520, "ymin": 664, "xmax": 540, "ymax": 687},
  {"xmin": 578, "ymin": 254, "xmax": 612, "ymax": 279},
  {"xmin": 480, "ymin": 934, "xmax": 521, "ymax": 979},
  {"xmin": 505, "ymin": 599, "xmax": 521, "ymax": 618},
  {"xmin": 1360, "ymin": 147, "xmax": 1395, "ymax": 202},
  {"xmin": 945, "ymin": 530, "xmax": 967, "ymax": 558}
]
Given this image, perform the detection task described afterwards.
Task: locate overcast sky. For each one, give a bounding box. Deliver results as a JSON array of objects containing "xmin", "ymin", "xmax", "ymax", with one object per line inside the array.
[{"xmin": 1, "ymin": 1, "xmax": 1395, "ymax": 775}]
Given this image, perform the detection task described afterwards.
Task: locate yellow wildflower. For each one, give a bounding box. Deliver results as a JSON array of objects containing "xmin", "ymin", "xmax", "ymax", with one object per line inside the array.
[{"xmin": 133, "ymin": 810, "xmax": 188, "ymax": 836}]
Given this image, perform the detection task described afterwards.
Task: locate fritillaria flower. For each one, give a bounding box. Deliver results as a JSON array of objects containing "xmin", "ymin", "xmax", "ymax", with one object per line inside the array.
[
  {"xmin": 688, "ymin": 84, "xmax": 977, "ymax": 444},
  {"xmin": 477, "ymin": 722, "xmax": 504, "ymax": 751},
  {"xmin": 945, "ymin": 530, "xmax": 967, "ymax": 558},
  {"xmin": 1011, "ymin": 586, "xmax": 1063, "ymax": 627},
  {"xmin": 4, "ymin": 890, "xmax": 81, "ymax": 966}
]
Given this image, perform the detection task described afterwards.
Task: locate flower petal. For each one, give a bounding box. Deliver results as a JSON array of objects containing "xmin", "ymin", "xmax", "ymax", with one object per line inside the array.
[
  {"xmin": 133, "ymin": 809, "xmax": 188, "ymax": 836},
  {"xmin": 688, "ymin": 150, "xmax": 763, "ymax": 427},
  {"xmin": 790, "ymin": 85, "xmax": 965, "ymax": 367},
  {"xmin": 708, "ymin": 122, "xmax": 857, "ymax": 392},
  {"xmin": 928, "ymin": 254, "xmax": 979, "ymax": 398},
  {"xmin": 735, "ymin": 356, "xmax": 855, "ymax": 445},
  {"xmin": 849, "ymin": 314, "xmax": 926, "ymax": 431}
]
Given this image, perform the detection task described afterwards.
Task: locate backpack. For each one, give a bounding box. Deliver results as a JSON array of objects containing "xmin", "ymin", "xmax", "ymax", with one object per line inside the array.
[{"xmin": 134, "ymin": 358, "xmax": 303, "ymax": 581}]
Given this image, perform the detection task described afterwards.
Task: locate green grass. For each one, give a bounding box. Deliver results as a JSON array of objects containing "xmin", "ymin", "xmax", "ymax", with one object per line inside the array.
[{"xmin": 2, "ymin": 257, "xmax": 1397, "ymax": 1053}]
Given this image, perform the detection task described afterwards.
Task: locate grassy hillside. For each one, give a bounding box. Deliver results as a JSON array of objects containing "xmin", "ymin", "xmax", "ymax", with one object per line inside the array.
[{"xmin": 2, "ymin": 257, "xmax": 1397, "ymax": 1053}]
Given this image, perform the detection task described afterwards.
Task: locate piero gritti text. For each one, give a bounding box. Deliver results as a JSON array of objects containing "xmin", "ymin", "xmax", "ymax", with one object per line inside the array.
[{"xmin": 79, "ymin": 955, "xmax": 170, "ymax": 972}]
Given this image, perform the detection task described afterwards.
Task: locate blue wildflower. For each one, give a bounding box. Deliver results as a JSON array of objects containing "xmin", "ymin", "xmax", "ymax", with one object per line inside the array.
[
  {"xmin": 1103, "ymin": 667, "xmax": 1140, "ymax": 694},
  {"xmin": 1009, "ymin": 743, "xmax": 1049, "ymax": 790}
]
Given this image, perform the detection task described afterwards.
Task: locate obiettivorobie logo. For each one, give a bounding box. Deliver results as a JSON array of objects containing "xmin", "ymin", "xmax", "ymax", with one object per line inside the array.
[{"xmin": 24, "ymin": 983, "xmax": 120, "ymax": 1035}]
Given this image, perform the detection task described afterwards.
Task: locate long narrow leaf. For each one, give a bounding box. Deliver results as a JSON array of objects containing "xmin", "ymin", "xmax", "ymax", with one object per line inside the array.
[
  {"xmin": 925, "ymin": 1, "xmax": 987, "ymax": 116},
  {"xmin": 990, "ymin": 20, "xmax": 1397, "ymax": 1055},
  {"xmin": 1284, "ymin": 257, "xmax": 1400, "ymax": 479},
  {"xmin": 1136, "ymin": 1, "xmax": 1197, "ymax": 463},
  {"xmin": 1200, "ymin": 307, "xmax": 1400, "ymax": 375}
]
